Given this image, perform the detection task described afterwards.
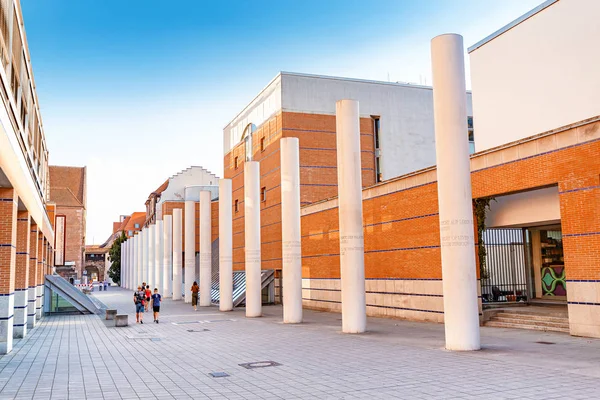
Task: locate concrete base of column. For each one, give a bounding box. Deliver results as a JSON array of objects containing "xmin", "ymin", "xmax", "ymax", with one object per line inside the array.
[
  {"xmin": 0, "ymin": 295, "xmax": 14, "ymax": 354},
  {"xmin": 13, "ymin": 290, "xmax": 28, "ymax": 338},
  {"xmin": 35, "ymin": 285, "xmax": 43, "ymax": 320},
  {"xmin": 27, "ymin": 287, "xmax": 36, "ymax": 329}
]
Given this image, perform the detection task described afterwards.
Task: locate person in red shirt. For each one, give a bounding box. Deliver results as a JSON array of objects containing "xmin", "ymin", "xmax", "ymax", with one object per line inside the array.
[{"xmin": 144, "ymin": 285, "xmax": 152, "ymax": 311}]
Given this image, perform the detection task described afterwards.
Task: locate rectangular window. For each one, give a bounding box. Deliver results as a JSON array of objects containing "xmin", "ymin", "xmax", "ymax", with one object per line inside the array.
[
  {"xmin": 134, "ymin": 223, "xmax": 140, "ymax": 229},
  {"xmin": 468, "ymin": 116, "xmax": 475, "ymax": 154},
  {"xmin": 234, "ymin": 156, "xmax": 239, "ymax": 170},
  {"xmin": 373, "ymin": 116, "xmax": 380, "ymax": 149},
  {"xmin": 261, "ymin": 187, "xmax": 267, "ymax": 202},
  {"xmin": 234, "ymin": 199, "xmax": 239, "ymax": 213},
  {"xmin": 376, "ymin": 158, "xmax": 382, "ymax": 183},
  {"xmin": 260, "ymin": 137, "xmax": 265, "ymax": 152},
  {"xmin": 128, "ymin": 230, "xmax": 132, "ymax": 236}
]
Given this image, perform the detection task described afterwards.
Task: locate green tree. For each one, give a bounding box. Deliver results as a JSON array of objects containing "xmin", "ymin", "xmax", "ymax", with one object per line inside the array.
[{"xmin": 108, "ymin": 231, "xmax": 127, "ymax": 285}]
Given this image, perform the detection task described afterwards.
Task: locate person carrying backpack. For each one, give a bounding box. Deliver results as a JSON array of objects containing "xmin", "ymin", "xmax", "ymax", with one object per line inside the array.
[
  {"xmin": 151, "ymin": 288, "xmax": 162, "ymax": 324},
  {"xmin": 134, "ymin": 286, "xmax": 146, "ymax": 324}
]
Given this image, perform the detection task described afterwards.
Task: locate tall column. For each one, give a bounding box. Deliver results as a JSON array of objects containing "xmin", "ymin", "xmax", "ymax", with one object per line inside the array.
[
  {"xmin": 0, "ymin": 188, "xmax": 17, "ymax": 354},
  {"xmin": 36, "ymin": 234, "xmax": 43, "ymax": 320},
  {"xmin": 121, "ymin": 241, "xmax": 126, "ymax": 288},
  {"xmin": 244, "ymin": 161, "xmax": 262, "ymax": 317},
  {"xmin": 199, "ymin": 191, "xmax": 212, "ymax": 307},
  {"xmin": 148, "ymin": 225, "xmax": 155, "ymax": 288},
  {"xmin": 431, "ymin": 34, "xmax": 480, "ymax": 351},
  {"xmin": 184, "ymin": 200, "xmax": 195, "ymax": 303},
  {"xmin": 281, "ymin": 138, "xmax": 302, "ymax": 323},
  {"xmin": 336, "ymin": 99, "xmax": 366, "ymax": 334},
  {"xmin": 172, "ymin": 209, "xmax": 183, "ymax": 301},
  {"xmin": 27, "ymin": 223, "xmax": 38, "ymax": 329},
  {"xmin": 141, "ymin": 228, "xmax": 148, "ymax": 285},
  {"xmin": 129, "ymin": 238, "xmax": 135, "ymax": 289},
  {"xmin": 14, "ymin": 212, "xmax": 30, "ymax": 338},
  {"xmin": 163, "ymin": 215, "xmax": 173, "ymax": 298},
  {"xmin": 219, "ymin": 179, "xmax": 233, "ymax": 311},
  {"xmin": 155, "ymin": 220, "xmax": 163, "ymax": 292},
  {"xmin": 137, "ymin": 233, "xmax": 142, "ymax": 288}
]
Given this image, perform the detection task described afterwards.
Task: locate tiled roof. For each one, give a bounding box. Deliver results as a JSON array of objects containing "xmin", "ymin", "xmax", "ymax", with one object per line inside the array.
[
  {"xmin": 124, "ymin": 212, "xmax": 146, "ymax": 232},
  {"xmin": 49, "ymin": 166, "xmax": 86, "ymax": 207}
]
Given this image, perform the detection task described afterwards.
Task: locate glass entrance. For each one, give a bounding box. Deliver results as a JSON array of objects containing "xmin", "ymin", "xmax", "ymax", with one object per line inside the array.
[{"xmin": 526, "ymin": 225, "xmax": 566, "ymax": 301}]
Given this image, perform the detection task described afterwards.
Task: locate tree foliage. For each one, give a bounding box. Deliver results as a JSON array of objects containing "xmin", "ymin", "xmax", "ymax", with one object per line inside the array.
[
  {"xmin": 473, "ymin": 197, "xmax": 495, "ymax": 280},
  {"xmin": 108, "ymin": 231, "xmax": 127, "ymax": 285}
]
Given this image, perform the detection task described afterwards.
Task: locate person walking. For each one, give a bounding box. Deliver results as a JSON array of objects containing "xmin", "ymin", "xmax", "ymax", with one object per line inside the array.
[
  {"xmin": 151, "ymin": 288, "xmax": 162, "ymax": 323},
  {"xmin": 134, "ymin": 286, "xmax": 145, "ymax": 324},
  {"xmin": 191, "ymin": 281, "xmax": 199, "ymax": 311},
  {"xmin": 145, "ymin": 285, "xmax": 152, "ymax": 311},
  {"xmin": 103, "ymin": 280, "xmax": 108, "ymax": 291}
]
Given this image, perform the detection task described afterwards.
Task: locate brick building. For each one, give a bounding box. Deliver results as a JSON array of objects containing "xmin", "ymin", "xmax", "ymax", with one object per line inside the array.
[
  {"xmin": 0, "ymin": 0, "xmax": 55, "ymax": 354},
  {"xmin": 49, "ymin": 166, "xmax": 86, "ymax": 280},
  {"xmin": 216, "ymin": 1, "xmax": 600, "ymax": 338}
]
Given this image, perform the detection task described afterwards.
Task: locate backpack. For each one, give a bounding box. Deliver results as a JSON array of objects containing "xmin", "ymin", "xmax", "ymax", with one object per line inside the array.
[{"xmin": 135, "ymin": 291, "xmax": 145, "ymax": 304}]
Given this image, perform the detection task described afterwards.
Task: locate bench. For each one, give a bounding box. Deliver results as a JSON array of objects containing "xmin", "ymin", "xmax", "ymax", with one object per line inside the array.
[
  {"xmin": 115, "ymin": 314, "xmax": 128, "ymax": 327},
  {"xmin": 105, "ymin": 309, "xmax": 117, "ymax": 320}
]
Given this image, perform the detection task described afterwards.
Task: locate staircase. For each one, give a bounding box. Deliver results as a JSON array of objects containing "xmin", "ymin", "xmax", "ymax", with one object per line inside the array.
[
  {"xmin": 210, "ymin": 269, "xmax": 275, "ymax": 307},
  {"xmin": 44, "ymin": 274, "xmax": 104, "ymax": 314},
  {"xmin": 484, "ymin": 308, "xmax": 569, "ymax": 333}
]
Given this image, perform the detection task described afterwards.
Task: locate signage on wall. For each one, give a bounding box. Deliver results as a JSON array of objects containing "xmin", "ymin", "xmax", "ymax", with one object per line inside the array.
[{"xmin": 55, "ymin": 215, "xmax": 66, "ymax": 266}]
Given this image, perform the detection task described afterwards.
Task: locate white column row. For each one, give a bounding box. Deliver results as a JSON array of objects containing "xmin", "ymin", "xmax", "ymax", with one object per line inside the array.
[
  {"xmin": 163, "ymin": 215, "xmax": 173, "ymax": 298},
  {"xmin": 184, "ymin": 200, "xmax": 195, "ymax": 303},
  {"xmin": 173, "ymin": 209, "xmax": 183, "ymax": 301},
  {"xmin": 199, "ymin": 191, "xmax": 212, "ymax": 307}
]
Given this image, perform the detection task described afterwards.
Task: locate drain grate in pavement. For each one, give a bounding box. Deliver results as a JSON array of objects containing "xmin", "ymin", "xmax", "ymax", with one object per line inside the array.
[
  {"xmin": 172, "ymin": 321, "xmax": 201, "ymax": 325},
  {"xmin": 209, "ymin": 372, "xmax": 230, "ymax": 378},
  {"xmin": 239, "ymin": 361, "xmax": 281, "ymax": 369},
  {"xmin": 187, "ymin": 329, "xmax": 210, "ymax": 333},
  {"xmin": 536, "ymin": 341, "xmax": 556, "ymax": 345},
  {"xmin": 151, "ymin": 338, "xmax": 161, "ymax": 342},
  {"xmin": 127, "ymin": 335, "xmax": 162, "ymax": 341},
  {"xmin": 206, "ymin": 319, "xmax": 236, "ymax": 323}
]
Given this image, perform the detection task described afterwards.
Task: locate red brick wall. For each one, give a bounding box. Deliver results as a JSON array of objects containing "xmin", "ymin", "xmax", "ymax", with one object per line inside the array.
[
  {"xmin": 14, "ymin": 211, "xmax": 30, "ymax": 290},
  {"xmin": 302, "ymin": 120, "xmax": 600, "ymax": 285},
  {"xmin": 0, "ymin": 188, "xmax": 17, "ymax": 294},
  {"xmin": 223, "ymin": 111, "xmax": 377, "ymax": 272},
  {"xmin": 29, "ymin": 224, "xmax": 38, "ymax": 289},
  {"xmin": 55, "ymin": 206, "xmax": 85, "ymax": 276}
]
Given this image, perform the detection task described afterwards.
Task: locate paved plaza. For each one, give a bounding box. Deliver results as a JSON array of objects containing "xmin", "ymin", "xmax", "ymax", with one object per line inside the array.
[{"xmin": 0, "ymin": 288, "xmax": 599, "ymax": 399}]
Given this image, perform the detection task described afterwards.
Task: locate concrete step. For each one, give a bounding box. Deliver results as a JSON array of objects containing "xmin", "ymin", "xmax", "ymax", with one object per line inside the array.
[
  {"xmin": 492, "ymin": 316, "xmax": 569, "ymax": 329},
  {"xmin": 495, "ymin": 312, "xmax": 569, "ymax": 324},
  {"xmin": 484, "ymin": 320, "xmax": 569, "ymax": 333}
]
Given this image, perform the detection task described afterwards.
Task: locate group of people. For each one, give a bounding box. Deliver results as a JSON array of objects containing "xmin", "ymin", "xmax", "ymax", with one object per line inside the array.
[
  {"xmin": 133, "ymin": 283, "xmax": 162, "ymax": 324},
  {"xmin": 132, "ymin": 281, "xmax": 206, "ymax": 323}
]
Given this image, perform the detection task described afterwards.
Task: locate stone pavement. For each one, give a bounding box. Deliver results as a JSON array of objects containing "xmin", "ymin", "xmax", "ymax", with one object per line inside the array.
[{"xmin": 0, "ymin": 287, "xmax": 599, "ymax": 400}]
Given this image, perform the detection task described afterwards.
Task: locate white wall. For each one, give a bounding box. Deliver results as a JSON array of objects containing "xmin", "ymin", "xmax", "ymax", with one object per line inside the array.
[
  {"xmin": 281, "ymin": 73, "xmax": 472, "ymax": 180},
  {"xmin": 470, "ymin": 0, "xmax": 600, "ymax": 152},
  {"xmin": 156, "ymin": 167, "xmax": 219, "ymax": 219},
  {"xmin": 223, "ymin": 75, "xmax": 282, "ymax": 155},
  {"xmin": 485, "ymin": 186, "xmax": 561, "ymax": 228}
]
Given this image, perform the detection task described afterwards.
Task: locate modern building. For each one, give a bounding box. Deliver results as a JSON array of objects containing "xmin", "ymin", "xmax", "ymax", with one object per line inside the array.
[
  {"xmin": 467, "ymin": 0, "xmax": 600, "ymax": 337},
  {"xmin": 48, "ymin": 165, "xmax": 86, "ymax": 280},
  {"xmin": 0, "ymin": 0, "xmax": 55, "ymax": 354},
  {"xmin": 222, "ymin": 72, "xmax": 472, "ymax": 300}
]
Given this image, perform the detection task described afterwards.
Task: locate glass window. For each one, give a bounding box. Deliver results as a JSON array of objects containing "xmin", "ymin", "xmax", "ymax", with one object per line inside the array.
[
  {"xmin": 234, "ymin": 199, "xmax": 239, "ymax": 213},
  {"xmin": 468, "ymin": 116, "xmax": 475, "ymax": 154},
  {"xmin": 134, "ymin": 223, "xmax": 140, "ymax": 229},
  {"xmin": 261, "ymin": 187, "xmax": 267, "ymax": 202}
]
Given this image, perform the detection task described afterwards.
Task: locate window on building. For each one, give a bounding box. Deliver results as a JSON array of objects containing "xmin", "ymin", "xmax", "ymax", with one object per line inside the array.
[
  {"xmin": 373, "ymin": 116, "xmax": 382, "ymax": 183},
  {"xmin": 134, "ymin": 223, "xmax": 140, "ymax": 229},
  {"xmin": 242, "ymin": 123, "xmax": 256, "ymax": 162},
  {"xmin": 261, "ymin": 187, "xmax": 267, "ymax": 202},
  {"xmin": 234, "ymin": 199, "xmax": 239, "ymax": 213},
  {"xmin": 234, "ymin": 156, "xmax": 239, "ymax": 170},
  {"xmin": 128, "ymin": 230, "xmax": 132, "ymax": 236},
  {"xmin": 468, "ymin": 116, "xmax": 475, "ymax": 154},
  {"xmin": 260, "ymin": 137, "xmax": 265, "ymax": 152}
]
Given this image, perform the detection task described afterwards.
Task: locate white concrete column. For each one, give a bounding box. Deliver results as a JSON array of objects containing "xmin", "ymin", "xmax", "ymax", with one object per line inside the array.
[
  {"xmin": 155, "ymin": 220, "xmax": 163, "ymax": 292},
  {"xmin": 141, "ymin": 228, "xmax": 148, "ymax": 285},
  {"xmin": 132, "ymin": 235, "xmax": 138, "ymax": 288},
  {"xmin": 281, "ymin": 137, "xmax": 303, "ymax": 323},
  {"xmin": 431, "ymin": 33, "xmax": 480, "ymax": 351},
  {"xmin": 136, "ymin": 234, "xmax": 142, "ymax": 288},
  {"xmin": 172, "ymin": 209, "xmax": 183, "ymax": 301},
  {"xmin": 336, "ymin": 99, "xmax": 367, "ymax": 334},
  {"xmin": 130, "ymin": 237, "xmax": 135, "ymax": 289},
  {"xmin": 219, "ymin": 179, "xmax": 233, "ymax": 312},
  {"xmin": 199, "ymin": 190, "xmax": 212, "ymax": 307},
  {"xmin": 148, "ymin": 225, "xmax": 155, "ymax": 288},
  {"xmin": 163, "ymin": 215, "xmax": 173, "ymax": 298},
  {"xmin": 126, "ymin": 240, "xmax": 130, "ymax": 288},
  {"xmin": 244, "ymin": 161, "xmax": 262, "ymax": 318},
  {"xmin": 184, "ymin": 200, "xmax": 195, "ymax": 303},
  {"xmin": 121, "ymin": 241, "xmax": 125, "ymax": 287}
]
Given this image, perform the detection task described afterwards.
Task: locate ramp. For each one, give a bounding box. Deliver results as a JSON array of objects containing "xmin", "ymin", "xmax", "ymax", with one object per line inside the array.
[
  {"xmin": 211, "ymin": 270, "xmax": 275, "ymax": 307},
  {"xmin": 44, "ymin": 274, "xmax": 103, "ymax": 314}
]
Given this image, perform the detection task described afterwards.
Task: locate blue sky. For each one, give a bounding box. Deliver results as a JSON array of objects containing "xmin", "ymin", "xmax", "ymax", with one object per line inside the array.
[{"xmin": 21, "ymin": 0, "xmax": 542, "ymax": 244}]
